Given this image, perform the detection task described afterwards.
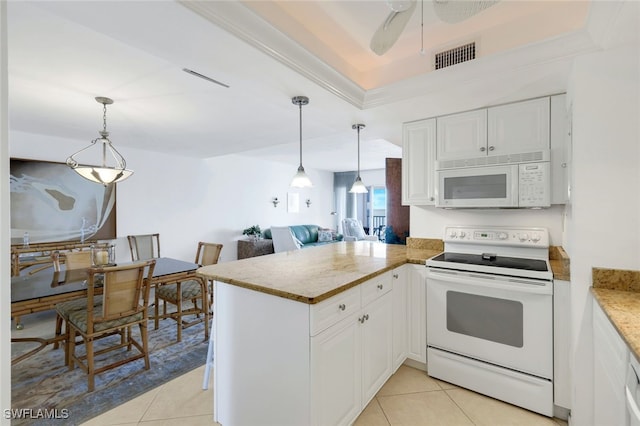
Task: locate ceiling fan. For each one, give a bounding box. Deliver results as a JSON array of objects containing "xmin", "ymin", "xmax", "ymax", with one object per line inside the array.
[{"xmin": 370, "ymin": 0, "xmax": 499, "ymax": 56}]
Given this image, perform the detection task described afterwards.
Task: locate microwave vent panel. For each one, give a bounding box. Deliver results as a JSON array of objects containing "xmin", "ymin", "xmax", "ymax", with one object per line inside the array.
[
  {"xmin": 436, "ymin": 150, "xmax": 548, "ymax": 170},
  {"xmin": 435, "ymin": 42, "xmax": 476, "ymax": 70}
]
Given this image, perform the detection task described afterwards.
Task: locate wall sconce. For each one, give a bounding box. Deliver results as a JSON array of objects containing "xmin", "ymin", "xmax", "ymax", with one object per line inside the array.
[
  {"xmin": 272, "ymin": 197, "xmax": 280, "ymax": 208},
  {"xmin": 305, "ymin": 199, "xmax": 312, "ymax": 208}
]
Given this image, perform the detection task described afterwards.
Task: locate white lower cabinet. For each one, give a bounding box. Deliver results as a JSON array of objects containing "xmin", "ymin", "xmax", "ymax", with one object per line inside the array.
[
  {"xmin": 392, "ymin": 265, "xmax": 409, "ymax": 370},
  {"xmin": 311, "ymin": 278, "xmax": 393, "ymax": 426},
  {"xmin": 212, "ymin": 267, "xmax": 413, "ymax": 426},
  {"xmin": 407, "ymin": 264, "xmax": 427, "ymax": 364},
  {"xmin": 310, "ymin": 310, "xmax": 361, "ymax": 426},
  {"xmin": 593, "ymin": 297, "xmax": 629, "ymax": 426},
  {"xmin": 553, "ymin": 280, "xmax": 571, "ymax": 410}
]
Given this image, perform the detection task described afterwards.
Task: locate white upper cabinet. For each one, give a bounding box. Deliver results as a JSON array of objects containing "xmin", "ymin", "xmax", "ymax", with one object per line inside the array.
[
  {"xmin": 487, "ymin": 97, "xmax": 550, "ymax": 155},
  {"xmin": 402, "ymin": 118, "xmax": 437, "ymax": 205},
  {"xmin": 436, "ymin": 109, "xmax": 487, "ymax": 161},
  {"xmin": 550, "ymin": 94, "xmax": 570, "ymax": 204}
]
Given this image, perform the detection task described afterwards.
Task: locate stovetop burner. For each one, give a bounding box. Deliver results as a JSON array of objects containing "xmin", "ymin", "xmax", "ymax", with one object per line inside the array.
[{"xmin": 431, "ymin": 252, "xmax": 549, "ymax": 272}]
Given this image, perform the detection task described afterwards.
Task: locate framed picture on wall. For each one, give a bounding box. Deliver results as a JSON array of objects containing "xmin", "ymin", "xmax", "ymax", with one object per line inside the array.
[
  {"xmin": 287, "ymin": 192, "xmax": 299, "ymax": 213},
  {"xmin": 9, "ymin": 158, "xmax": 117, "ymax": 245}
]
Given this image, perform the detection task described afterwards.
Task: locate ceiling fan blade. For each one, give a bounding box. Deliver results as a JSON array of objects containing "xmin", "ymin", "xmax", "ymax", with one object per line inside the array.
[
  {"xmin": 370, "ymin": 0, "xmax": 417, "ymax": 56},
  {"xmin": 433, "ymin": 0, "xmax": 499, "ymax": 24}
]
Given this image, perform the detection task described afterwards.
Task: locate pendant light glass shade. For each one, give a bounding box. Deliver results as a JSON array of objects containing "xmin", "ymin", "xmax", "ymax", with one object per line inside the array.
[
  {"xmin": 290, "ymin": 96, "xmax": 313, "ymax": 188},
  {"xmin": 66, "ymin": 97, "xmax": 133, "ymax": 186},
  {"xmin": 350, "ymin": 175, "xmax": 368, "ymax": 193},
  {"xmin": 291, "ymin": 165, "xmax": 313, "ymax": 188},
  {"xmin": 349, "ymin": 123, "xmax": 368, "ymax": 193}
]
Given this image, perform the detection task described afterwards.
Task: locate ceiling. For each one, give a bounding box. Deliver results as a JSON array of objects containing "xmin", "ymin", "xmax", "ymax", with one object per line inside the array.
[{"xmin": 7, "ymin": 1, "xmax": 598, "ymax": 173}]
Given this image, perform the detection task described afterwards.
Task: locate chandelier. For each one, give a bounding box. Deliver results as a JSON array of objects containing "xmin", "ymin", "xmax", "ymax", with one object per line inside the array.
[{"xmin": 66, "ymin": 96, "xmax": 133, "ymax": 185}]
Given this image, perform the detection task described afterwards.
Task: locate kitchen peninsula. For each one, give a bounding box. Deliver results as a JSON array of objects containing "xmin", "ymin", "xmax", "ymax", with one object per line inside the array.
[{"xmin": 197, "ymin": 241, "xmax": 439, "ymax": 426}]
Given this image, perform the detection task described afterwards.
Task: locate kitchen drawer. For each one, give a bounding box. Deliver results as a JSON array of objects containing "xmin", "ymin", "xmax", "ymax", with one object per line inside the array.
[
  {"xmin": 310, "ymin": 286, "xmax": 361, "ymax": 336},
  {"xmin": 361, "ymin": 271, "xmax": 392, "ymax": 307}
]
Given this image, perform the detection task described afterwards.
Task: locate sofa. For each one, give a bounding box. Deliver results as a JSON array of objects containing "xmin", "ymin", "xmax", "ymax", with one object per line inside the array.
[{"xmin": 262, "ymin": 225, "xmax": 343, "ymax": 248}]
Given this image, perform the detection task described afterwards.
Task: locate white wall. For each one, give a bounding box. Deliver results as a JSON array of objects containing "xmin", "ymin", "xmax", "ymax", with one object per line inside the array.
[
  {"xmin": 9, "ymin": 131, "xmax": 335, "ymax": 263},
  {"xmin": 1, "ymin": 1, "xmax": 11, "ymax": 423},
  {"xmin": 565, "ymin": 40, "xmax": 640, "ymax": 425},
  {"xmin": 360, "ymin": 168, "xmax": 385, "ymax": 188},
  {"xmin": 409, "ymin": 205, "xmax": 566, "ymax": 245}
]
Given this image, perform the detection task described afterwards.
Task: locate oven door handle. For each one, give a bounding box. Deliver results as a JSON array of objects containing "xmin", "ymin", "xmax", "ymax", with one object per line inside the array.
[{"xmin": 427, "ymin": 269, "xmax": 552, "ymax": 295}]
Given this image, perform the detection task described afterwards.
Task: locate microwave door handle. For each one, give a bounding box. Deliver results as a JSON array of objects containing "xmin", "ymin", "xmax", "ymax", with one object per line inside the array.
[{"xmin": 427, "ymin": 269, "xmax": 552, "ymax": 295}]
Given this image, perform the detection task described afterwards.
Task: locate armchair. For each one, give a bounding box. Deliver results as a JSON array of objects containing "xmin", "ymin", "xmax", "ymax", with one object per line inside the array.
[{"xmin": 342, "ymin": 218, "xmax": 378, "ymax": 242}]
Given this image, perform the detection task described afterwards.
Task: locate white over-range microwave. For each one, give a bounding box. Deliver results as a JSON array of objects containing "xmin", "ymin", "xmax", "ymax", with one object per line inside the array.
[{"xmin": 435, "ymin": 150, "xmax": 551, "ymax": 209}]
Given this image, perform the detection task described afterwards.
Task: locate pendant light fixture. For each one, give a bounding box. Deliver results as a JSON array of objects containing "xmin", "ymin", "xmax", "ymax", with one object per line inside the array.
[
  {"xmin": 290, "ymin": 95, "xmax": 313, "ymax": 188},
  {"xmin": 66, "ymin": 96, "xmax": 133, "ymax": 186},
  {"xmin": 349, "ymin": 123, "xmax": 368, "ymax": 193}
]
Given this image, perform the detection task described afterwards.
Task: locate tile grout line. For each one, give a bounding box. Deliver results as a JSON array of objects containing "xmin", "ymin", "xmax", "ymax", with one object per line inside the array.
[
  {"xmin": 373, "ymin": 396, "xmax": 393, "ymax": 426},
  {"xmin": 442, "ymin": 388, "xmax": 478, "ymax": 426}
]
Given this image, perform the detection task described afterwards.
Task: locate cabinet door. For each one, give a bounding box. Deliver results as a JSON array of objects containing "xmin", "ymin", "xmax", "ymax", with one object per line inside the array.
[
  {"xmin": 407, "ymin": 265, "xmax": 427, "ymax": 364},
  {"xmin": 402, "ymin": 118, "xmax": 437, "ymax": 205},
  {"xmin": 361, "ymin": 292, "xmax": 393, "ymax": 406},
  {"xmin": 488, "ymin": 97, "xmax": 550, "ymax": 155},
  {"xmin": 392, "ymin": 266, "xmax": 409, "ymax": 371},
  {"xmin": 550, "ymin": 94, "xmax": 570, "ymax": 204},
  {"xmin": 311, "ymin": 314, "xmax": 361, "ymax": 426},
  {"xmin": 553, "ymin": 280, "xmax": 571, "ymax": 409},
  {"xmin": 436, "ymin": 109, "xmax": 487, "ymax": 160},
  {"xmin": 593, "ymin": 298, "xmax": 628, "ymax": 426}
]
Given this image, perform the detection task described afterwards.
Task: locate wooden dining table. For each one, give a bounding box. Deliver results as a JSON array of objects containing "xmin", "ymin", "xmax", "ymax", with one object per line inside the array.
[{"xmin": 11, "ymin": 257, "xmax": 208, "ymax": 365}]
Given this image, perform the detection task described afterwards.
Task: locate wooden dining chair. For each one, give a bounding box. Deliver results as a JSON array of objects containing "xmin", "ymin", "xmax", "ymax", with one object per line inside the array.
[
  {"xmin": 154, "ymin": 242, "xmax": 222, "ymax": 342},
  {"xmin": 196, "ymin": 242, "xmax": 223, "ymax": 308},
  {"xmin": 61, "ymin": 259, "xmax": 156, "ymax": 392},
  {"xmin": 127, "ymin": 233, "xmax": 160, "ymax": 261},
  {"xmin": 52, "ymin": 250, "xmax": 98, "ymax": 354}
]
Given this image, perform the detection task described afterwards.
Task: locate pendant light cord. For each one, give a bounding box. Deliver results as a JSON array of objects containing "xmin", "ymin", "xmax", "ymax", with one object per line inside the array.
[
  {"xmin": 357, "ymin": 125, "xmax": 361, "ymax": 176},
  {"xmin": 102, "ymin": 103, "xmax": 108, "ymax": 133},
  {"xmin": 420, "ymin": 0, "xmax": 425, "ymax": 55},
  {"xmin": 299, "ymin": 103, "xmax": 303, "ymax": 168}
]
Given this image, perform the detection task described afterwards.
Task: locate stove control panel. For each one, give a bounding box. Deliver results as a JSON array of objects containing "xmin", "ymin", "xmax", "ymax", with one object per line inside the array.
[{"xmin": 444, "ymin": 226, "xmax": 549, "ymax": 247}]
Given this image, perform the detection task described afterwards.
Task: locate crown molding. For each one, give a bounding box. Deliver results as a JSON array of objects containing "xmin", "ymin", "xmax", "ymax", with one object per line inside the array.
[
  {"xmin": 179, "ymin": 0, "xmax": 367, "ymax": 108},
  {"xmin": 180, "ymin": 1, "xmax": 618, "ymax": 112},
  {"xmin": 362, "ymin": 28, "xmax": 602, "ymax": 109}
]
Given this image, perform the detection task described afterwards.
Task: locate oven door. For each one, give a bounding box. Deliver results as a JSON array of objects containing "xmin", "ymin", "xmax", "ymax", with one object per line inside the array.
[
  {"xmin": 436, "ymin": 165, "xmax": 519, "ymax": 208},
  {"xmin": 426, "ymin": 267, "xmax": 553, "ymax": 379}
]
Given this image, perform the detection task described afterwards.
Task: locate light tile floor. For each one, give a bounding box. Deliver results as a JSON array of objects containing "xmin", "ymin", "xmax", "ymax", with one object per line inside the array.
[{"xmin": 82, "ymin": 364, "xmax": 568, "ymax": 426}]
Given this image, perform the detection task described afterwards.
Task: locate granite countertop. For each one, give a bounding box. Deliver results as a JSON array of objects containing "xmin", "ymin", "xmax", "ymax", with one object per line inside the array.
[
  {"xmin": 199, "ymin": 242, "xmax": 411, "ymax": 304},
  {"xmin": 198, "ymin": 236, "xmax": 569, "ymax": 305},
  {"xmin": 591, "ymin": 267, "xmax": 640, "ymax": 362},
  {"xmin": 198, "ymin": 241, "xmax": 442, "ymax": 304},
  {"xmin": 549, "ymin": 246, "xmax": 571, "ymax": 281}
]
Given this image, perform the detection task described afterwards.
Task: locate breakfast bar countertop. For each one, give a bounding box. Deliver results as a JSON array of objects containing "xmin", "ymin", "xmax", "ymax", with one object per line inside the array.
[{"xmin": 198, "ymin": 241, "xmax": 441, "ymax": 305}]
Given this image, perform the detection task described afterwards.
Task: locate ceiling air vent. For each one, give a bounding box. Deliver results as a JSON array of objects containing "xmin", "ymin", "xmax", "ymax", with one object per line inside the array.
[{"xmin": 435, "ymin": 42, "xmax": 476, "ymax": 70}]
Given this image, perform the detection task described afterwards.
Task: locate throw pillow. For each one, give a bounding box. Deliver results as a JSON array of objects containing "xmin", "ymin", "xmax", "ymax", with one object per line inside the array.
[{"xmin": 318, "ymin": 230, "xmax": 333, "ymax": 242}]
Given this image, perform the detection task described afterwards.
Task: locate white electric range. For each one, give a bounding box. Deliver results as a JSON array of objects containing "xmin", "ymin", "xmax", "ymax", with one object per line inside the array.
[{"xmin": 426, "ymin": 225, "xmax": 554, "ymax": 417}]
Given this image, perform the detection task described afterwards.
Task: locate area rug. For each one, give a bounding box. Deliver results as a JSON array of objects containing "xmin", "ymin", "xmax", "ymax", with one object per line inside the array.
[{"xmin": 11, "ymin": 318, "xmax": 209, "ymax": 426}]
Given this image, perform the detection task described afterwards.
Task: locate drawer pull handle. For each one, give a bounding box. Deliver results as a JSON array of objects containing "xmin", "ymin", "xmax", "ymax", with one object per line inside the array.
[
  {"xmin": 364, "ymin": 314, "xmax": 369, "ymax": 321},
  {"xmin": 338, "ymin": 304, "xmax": 346, "ymax": 311},
  {"xmin": 393, "ymin": 274, "xmax": 399, "ymax": 279},
  {"xmin": 358, "ymin": 316, "xmax": 365, "ymax": 324},
  {"xmin": 377, "ymin": 284, "xmax": 384, "ymax": 290}
]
